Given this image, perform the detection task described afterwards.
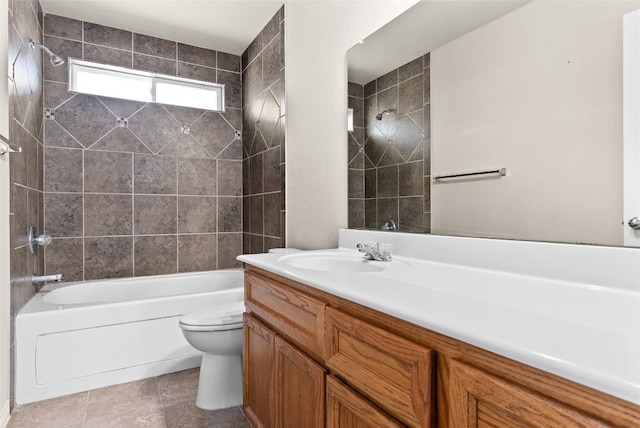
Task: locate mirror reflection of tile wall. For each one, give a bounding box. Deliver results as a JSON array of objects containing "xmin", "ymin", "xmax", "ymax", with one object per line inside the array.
[{"xmin": 348, "ymin": 53, "xmax": 431, "ymax": 233}]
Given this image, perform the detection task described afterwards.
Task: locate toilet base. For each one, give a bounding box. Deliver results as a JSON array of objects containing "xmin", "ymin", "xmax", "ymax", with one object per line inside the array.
[{"xmin": 196, "ymin": 353, "xmax": 243, "ymax": 410}]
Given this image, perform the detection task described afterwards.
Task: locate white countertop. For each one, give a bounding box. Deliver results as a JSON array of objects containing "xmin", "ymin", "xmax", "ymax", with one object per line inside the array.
[{"xmin": 237, "ymin": 232, "xmax": 640, "ymax": 406}]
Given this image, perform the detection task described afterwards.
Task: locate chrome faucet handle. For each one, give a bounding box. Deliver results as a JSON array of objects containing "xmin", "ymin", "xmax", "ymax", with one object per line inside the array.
[
  {"xmin": 33, "ymin": 234, "xmax": 52, "ymax": 246},
  {"xmin": 28, "ymin": 226, "xmax": 52, "ymax": 254},
  {"xmin": 356, "ymin": 242, "xmax": 376, "ymax": 259},
  {"xmin": 378, "ymin": 242, "xmax": 392, "ymax": 259},
  {"xmin": 356, "ymin": 242, "xmax": 392, "ymax": 262},
  {"xmin": 356, "ymin": 241, "xmax": 376, "ymax": 250},
  {"xmin": 381, "ymin": 219, "xmax": 397, "ymax": 231}
]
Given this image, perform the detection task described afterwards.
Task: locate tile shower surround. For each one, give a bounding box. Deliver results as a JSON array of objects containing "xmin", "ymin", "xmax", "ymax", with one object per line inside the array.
[
  {"xmin": 8, "ymin": 0, "xmax": 45, "ymax": 409},
  {"xmin": 242, "ymin": 7, "xmax": 285, "ymax": 254},
  {"xmin": 41, "ymin": 14, "xmax": 244, "ymax": 281},
  {"xmin": 348, "ymin": 53, "xmax": 431, "ymax": 233}
]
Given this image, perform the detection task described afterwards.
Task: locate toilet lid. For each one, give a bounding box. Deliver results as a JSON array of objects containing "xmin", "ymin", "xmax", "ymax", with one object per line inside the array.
[{"xmin": 179, "ymin": 301, "xmax": 245, "ymax": 329}]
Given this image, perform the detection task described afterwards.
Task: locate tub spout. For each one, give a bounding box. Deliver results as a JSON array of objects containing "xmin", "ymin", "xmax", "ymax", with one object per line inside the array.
[{"xmin": 32, "ymin": 273, "xmax": 63, "ymax": 284}]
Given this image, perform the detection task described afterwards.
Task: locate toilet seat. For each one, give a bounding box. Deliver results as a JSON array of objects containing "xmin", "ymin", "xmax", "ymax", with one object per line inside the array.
[{"xmin": 179, "ymin": 301, "xmax": 245, "ymax": 332}]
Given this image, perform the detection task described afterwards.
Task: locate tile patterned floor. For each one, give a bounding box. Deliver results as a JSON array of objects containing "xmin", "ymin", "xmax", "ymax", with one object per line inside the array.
[{"xmin": 7, "ymin": 368, "xmax": 250, "ymax": 428}]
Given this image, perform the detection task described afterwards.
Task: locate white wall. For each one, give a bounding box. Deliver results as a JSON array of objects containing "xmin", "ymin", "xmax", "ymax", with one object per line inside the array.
[
  {"xmin": 431, "ymin": 0, "xmax": 639, "ymax": 246},
  {"xmin": 284, "ymin": 0, "xmax": 417, "ymax": 249},
  {"xmin": 1, "ymin": 0, "xmax": 11, "ymax": 423},
  {"xmin": 623, "ymin": 9, "xmax": 640, "ymax": 247}
]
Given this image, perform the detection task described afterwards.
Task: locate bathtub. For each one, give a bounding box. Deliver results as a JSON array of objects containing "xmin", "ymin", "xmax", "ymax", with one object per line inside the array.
[{"xmin": 15, "ymin": 269, "xmax": 244, "ymax": 404}]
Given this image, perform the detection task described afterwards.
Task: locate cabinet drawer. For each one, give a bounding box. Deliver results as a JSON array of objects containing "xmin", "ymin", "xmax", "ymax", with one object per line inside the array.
[
  {"xmin": 325, "ymin": 307, "xmax": 435, "ymax": 427},
  {"xmin": 245, "ymin": 270, "xmax": 326, "ymax": 358},
  {"xmin": 326, "ymin": 376, "xmax": 403, "ymax": 428}
]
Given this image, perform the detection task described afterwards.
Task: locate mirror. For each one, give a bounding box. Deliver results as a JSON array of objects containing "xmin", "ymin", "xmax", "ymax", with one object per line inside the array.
[{"xmin": 347, "ymin": 0, "xmax": 640, "ymax": 247}]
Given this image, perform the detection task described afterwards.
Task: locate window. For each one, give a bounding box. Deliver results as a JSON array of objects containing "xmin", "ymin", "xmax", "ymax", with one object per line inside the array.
[
  {"xmin": 68, "ymin": 59, "xmax": 224, "ymax": 111},
  {"xmin": 347, "ymin": 108, "xmax": 354, "ymax": 131}
]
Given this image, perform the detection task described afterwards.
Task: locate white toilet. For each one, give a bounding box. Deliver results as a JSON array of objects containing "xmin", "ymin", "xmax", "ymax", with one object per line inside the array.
[{"xmin": 179, "ymin": 301, "xmax": 245, "ymax": 410}]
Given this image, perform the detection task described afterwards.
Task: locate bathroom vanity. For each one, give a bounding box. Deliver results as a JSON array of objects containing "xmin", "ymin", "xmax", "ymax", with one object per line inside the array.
[{"xmin": 238, "ymin": 230, "xmax": 640, "ymax": 427}]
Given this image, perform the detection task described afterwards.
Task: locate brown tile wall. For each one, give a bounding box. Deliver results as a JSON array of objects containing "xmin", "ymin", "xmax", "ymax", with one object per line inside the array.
[
  {"xmin": 350, "ymin": 53, "xmax": 431, "ymax": 233},
  {"xmin": 8, "ymin": 0, "xmax": 45, "ymax": 408},
  {"xmin": 348, "ymin": 82, "xmax": 365, "ymax": 229},
  {"xmin": 241, "ymin": 7, "xmax": 285, "ymax": 254},
  {"xmin": 42, "ymin": 14, "xmax": 244, "ymax": 281}
]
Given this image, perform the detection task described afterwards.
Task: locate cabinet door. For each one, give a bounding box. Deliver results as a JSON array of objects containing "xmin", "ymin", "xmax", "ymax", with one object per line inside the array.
[
  {"xmin": 244, "ymin": 314, "xmax": 276, "ymax": 428},
  {"xmin": 442, "ymin": 358, "xmax": 607, "ymax": 427},
  {"xmin": 326, "ymin": 376, "xmax": 403, "ymax": 428},
  {"xmin": 325, "ymin": 308, "xmax": 435, "ymax": 427},
  {"xmin": 275, "ymin": 336, "xmax": 326, "ymax": 428}
]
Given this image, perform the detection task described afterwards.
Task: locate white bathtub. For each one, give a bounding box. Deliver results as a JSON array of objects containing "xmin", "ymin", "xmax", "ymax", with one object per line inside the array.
[{"xmin": 15, "ymin": 269, "xmax": 244, "ymax": 404}]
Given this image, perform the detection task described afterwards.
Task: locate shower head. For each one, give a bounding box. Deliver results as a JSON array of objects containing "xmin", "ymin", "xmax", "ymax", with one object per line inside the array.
[
  {"xmin": 30, "ymin": 39, "xmax": 65, "ymax": 66},
  {"xmin": 49, "ymin": 54, "xmax": 65, "ymax": 67},
  {"xmin": 376, "ymin": 109, "xmax": 394, "ymax": 120}
]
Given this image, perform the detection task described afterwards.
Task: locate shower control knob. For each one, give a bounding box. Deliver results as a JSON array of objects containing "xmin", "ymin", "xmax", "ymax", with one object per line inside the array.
[
  {"xmin": 28, "ymin": 226, "xmax": 52, "ymax": 254},
  {"xmin": 629, "ymin": 217, "xmax": 640, "ymax": 230},
  {"xmin": 33, "ymin": 234, "xmax": 52, "ymax": 246}
]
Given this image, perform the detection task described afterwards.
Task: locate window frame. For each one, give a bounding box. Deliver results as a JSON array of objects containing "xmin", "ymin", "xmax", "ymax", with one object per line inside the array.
[{"xmin": 68, "ymin": 58, "xmax": 225, "ymax": 112}]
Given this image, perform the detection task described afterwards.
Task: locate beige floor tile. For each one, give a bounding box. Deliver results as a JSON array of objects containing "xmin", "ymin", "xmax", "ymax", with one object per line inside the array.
[
  {"xmin": 156, "ymin": 368, "xmax": 199, "ymax": 406},
  {"xmin": 6, "ymin": 392, "xmax": 87, "ymax": 428},
  {"xmin": 86, "ymin": 378, "xmax": 162, "ymax": 421},
  {"xmin": 6, "ymin": 369, "xmax": 237, "ymax": 428},
  {"xmin": 164, "ymin": 402, "xmax": 249, "ymax": 428},
  {"xmin": 84, "ymin": 403, "xmax": 167, "ymax": 428}
]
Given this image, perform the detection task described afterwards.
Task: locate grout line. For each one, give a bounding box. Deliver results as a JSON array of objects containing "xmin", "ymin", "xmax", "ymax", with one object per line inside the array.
[
  {"xmin": 80, "ymin": 148, "xmax": 85, "ymax": 280},
  {"xmin": 44, "ymin": 191, "xmax": 229, "ymax": 197},
  {"xmin": 82, "ymin": 391, "xmax": 89, "ymax": 427},
  {"xmin": 216, "ymin": 159, "xmax": 220, "ymax": 270},
  {"xmin": 132, "ymin": 154, "xmax": 136, "ymax": 276},
  {"xmin": 154, "ymin": 376, "xmax": 169, "ymax": 428},
  {"xmin": 175, "ymin": 159, "xmax": 179, "ymax": 271}
]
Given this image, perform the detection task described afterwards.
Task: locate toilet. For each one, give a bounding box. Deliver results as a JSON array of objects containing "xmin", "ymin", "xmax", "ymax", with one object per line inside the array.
[{"xmin": 179, "ymin": 300, "xmax": 245, "ymax": 410}]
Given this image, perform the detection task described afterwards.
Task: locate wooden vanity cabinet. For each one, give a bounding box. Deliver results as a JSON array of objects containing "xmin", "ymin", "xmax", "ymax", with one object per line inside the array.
[
  {"xmin": 244, "ymin": 269, "xmax": 328, "ymax": 428},
  {"xmin": 243, "ymin": 266, "xmax": 640, "ymax": 428}
]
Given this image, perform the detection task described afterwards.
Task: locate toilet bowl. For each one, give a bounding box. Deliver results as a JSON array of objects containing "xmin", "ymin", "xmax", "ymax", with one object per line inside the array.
[{"xmin": 179, "ymin": 301, "xmax": 245, "ymax": 410}]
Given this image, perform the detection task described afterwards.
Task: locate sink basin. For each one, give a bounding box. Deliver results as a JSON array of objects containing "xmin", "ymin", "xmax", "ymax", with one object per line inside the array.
[{"xmin": 280, "ymin": 252, "xmax": 391, "ymax": 273}]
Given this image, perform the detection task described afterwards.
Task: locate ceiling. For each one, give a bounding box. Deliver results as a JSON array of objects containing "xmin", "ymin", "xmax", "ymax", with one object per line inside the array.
[
  {"xmin": 39, "ymin": 0, "xmax": 284, "ymax": 55},
  {"xmin": 348, "ymin": 0, "xmax": 530, "ymax": 85}
]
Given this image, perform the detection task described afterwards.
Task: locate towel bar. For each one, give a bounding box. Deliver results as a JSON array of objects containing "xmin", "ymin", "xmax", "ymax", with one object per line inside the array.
[{"xmin": 433, "ymin": 168, "xmax": 506, "ymax": 181}]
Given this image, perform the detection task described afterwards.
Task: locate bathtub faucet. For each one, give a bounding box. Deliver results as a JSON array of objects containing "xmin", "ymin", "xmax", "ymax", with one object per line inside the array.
[{"xmin": 32, "ymin": 273, "xmax": 63, "ymax": 285}]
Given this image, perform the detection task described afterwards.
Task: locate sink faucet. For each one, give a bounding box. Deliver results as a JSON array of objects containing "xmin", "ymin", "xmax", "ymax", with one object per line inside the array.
[
  {"xmin": 32, "ymin": 273, "xmax": 63, "ymax": 285},
  {"xmin": 356, "ymin": 242, "xmax": 392, "ymax": 262}
]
